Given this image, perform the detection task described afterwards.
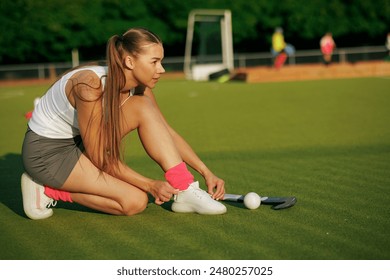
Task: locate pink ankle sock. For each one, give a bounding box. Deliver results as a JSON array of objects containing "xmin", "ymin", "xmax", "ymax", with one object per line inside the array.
[
  {"xmin": 44, "ymin": 186, "xmax": 73, "ymax": 202},
  {"xmin": 164, "ymin": 162, "xmax": 194, "ymax": 190}
]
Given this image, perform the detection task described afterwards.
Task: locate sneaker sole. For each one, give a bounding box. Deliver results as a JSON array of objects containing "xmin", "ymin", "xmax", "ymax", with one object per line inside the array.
[
  {"xmin": 172, "ymin": 202, "xmax": 227, "ymax": 215},
  {"xmin": 21, "ymin": 173, "xmax": 53, "ymax": 220}
]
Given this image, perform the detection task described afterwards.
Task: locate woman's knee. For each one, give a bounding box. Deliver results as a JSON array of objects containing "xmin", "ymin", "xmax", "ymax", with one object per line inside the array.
[{"xmin": 122, "ymin": 192, "xmax": 148, "ymax": 216}]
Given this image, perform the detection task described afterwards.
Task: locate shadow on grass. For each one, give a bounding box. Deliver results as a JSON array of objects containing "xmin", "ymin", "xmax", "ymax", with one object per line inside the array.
[
  {"xmin": 2, "ymin": 143, "xmax": 389, "ymax": 218},
  {"xmin": 0, "ymin": 153, "xmax": 102, "ymax": 218},
  {"xmin": 0, "ymin": 153, "xmax": 25, "ymax": 217}
]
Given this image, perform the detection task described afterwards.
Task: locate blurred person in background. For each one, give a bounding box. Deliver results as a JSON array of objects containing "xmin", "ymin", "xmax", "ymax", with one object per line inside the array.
[
  {"xmin": 320, "ymin": 32, "xmax": 336, "ymax": 65},
  {"xmin": 271, "ymin": 27, "xmax": 286, "ymax": 57},
  {"xmin": 271, "ymin": 27, "xmax": 295, "ymax": 69}
]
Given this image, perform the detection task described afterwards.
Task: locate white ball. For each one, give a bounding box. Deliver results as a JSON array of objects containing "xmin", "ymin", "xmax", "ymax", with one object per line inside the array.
[{"xmin": 244, "ymin": 192, "xmax": 261, "ymax": 210}]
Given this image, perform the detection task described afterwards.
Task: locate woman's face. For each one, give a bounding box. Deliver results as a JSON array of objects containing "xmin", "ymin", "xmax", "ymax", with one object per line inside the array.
[{"xmin": 130, "ymin": 43, "xmax": 165, "ymax": 89}]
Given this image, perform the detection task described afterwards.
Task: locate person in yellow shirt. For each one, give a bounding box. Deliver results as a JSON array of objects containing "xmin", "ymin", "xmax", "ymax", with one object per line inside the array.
[
  {"xmin": 271, "ymin": 27, "xmax": 295, "ymax": 69},
  {"xmin": 270, "ymin": 27, "xmax": 295, "ymax": 69},
  {"xmin": 272, "ymin": 27, "xmax": 286, "ymax": 54}
]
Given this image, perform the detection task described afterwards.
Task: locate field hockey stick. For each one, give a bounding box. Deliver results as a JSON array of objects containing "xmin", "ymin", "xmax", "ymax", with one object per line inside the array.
[{"xmin": 223, "ymin": 193, "xmax": 297, "ymax": 210}]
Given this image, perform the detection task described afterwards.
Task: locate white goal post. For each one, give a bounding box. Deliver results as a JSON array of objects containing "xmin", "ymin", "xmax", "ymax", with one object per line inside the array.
[{"xmin": 184, "ymin": 9, "xmax": 234, "ymax": 81}]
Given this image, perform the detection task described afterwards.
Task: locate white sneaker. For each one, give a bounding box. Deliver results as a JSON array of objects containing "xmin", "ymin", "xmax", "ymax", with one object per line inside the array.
[
  {"xmin": 21, "ymin": 173, "xmax": 56, "ymax": 220},
  {"xmin": 171, "ymin": 181, "xmax": 227, "ymax": 215}
]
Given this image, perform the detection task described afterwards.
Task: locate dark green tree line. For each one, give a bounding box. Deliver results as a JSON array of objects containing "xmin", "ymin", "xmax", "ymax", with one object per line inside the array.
[{"xmin": 0, "ymin": 0, "xmax": 389, "ymax": 64}]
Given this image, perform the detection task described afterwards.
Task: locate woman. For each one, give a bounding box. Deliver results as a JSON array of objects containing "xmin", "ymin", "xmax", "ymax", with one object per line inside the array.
[{"xmin": 21, "ymin": 27, "xmax": 227, "ymax": 220}]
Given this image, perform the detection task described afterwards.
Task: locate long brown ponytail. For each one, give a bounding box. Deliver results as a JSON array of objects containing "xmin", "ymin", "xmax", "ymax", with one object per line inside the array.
[{"xmin": 101, "ymin": 28, "xmax": 162, "ymax": 173}]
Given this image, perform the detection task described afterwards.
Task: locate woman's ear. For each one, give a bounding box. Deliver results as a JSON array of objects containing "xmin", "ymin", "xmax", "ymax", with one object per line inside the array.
[{"xmin": 124, "ymin": 56, "xmax": 134, "ymax": 70}]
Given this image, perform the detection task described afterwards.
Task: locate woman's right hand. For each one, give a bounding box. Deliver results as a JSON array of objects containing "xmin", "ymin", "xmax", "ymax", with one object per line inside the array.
[{"xmin": 149, "ymin": 180, "xmax": 179, "ymax": 205}]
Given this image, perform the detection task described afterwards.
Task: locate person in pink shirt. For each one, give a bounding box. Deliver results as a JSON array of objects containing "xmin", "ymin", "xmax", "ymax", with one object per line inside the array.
[{"xmin": 320, "ymin": 32, "xmax": 336, "ymax": 65}]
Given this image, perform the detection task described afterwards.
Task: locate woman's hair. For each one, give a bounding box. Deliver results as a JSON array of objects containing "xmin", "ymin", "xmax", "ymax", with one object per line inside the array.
[{"xmin": 100, "ymin": 27, "xmax": 162, "ymax": 173}]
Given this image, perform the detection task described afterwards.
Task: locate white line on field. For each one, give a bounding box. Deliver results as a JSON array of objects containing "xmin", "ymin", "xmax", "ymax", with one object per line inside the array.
[{"xmin": 0, "ymin": 91, "xmax": 25, "ymax": 99}]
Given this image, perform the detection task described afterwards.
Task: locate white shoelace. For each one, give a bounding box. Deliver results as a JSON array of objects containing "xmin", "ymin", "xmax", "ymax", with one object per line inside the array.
[
  {"xmin": 174, "ymin": 185, "xmax": 208, "ymax": 202},
  {"xmin": 46, "ymin": 200, "xmax": 57, "ymax": 209}
]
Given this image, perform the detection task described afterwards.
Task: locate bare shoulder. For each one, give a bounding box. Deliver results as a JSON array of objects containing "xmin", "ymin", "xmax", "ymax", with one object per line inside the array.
[{"xmin": 66, "ymin": 69, "xmax": 103, "ymax": 104}]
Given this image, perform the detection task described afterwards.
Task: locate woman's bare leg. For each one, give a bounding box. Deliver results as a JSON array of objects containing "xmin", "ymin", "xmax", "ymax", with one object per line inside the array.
[
  {"xmin": 122, "ymin": 95, "xmax": 183, "ymax": 171},
  {"xmin": 61, "ymin": 95, "xmax": 194, "ymax": 215},
  {"xmin": 62, "ymin": 154, "xmax": 148, "ymax": 216},
  {"xmin": 121, "ymin": 95, "xmax": 226, "ymax": 214}
]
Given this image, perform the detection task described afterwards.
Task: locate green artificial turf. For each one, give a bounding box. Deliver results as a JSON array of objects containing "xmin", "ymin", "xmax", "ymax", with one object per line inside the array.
[{"xmin": 0, "ymin": 77, "xmax": 389, "ymax": 260}]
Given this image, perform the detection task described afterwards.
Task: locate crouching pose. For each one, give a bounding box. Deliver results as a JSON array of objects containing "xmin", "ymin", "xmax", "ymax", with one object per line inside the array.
[{"xmin": 21, "ymin": 27, "xmax": 226, "ymax": 219}]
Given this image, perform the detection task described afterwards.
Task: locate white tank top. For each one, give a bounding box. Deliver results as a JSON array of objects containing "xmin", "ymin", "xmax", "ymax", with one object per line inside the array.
[{"xmin": 29, "ymin": 66, "xmax": 107, "ymax": 138}]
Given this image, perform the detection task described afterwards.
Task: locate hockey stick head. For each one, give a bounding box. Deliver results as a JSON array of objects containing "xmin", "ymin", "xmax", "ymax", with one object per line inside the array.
[
  {"xmin": 223, "ymin": 194, "xmax": 297, "ymax": 210},
  {"xmin": 261, "ymin": 196, "xmax": 297, "ymax": 210}
]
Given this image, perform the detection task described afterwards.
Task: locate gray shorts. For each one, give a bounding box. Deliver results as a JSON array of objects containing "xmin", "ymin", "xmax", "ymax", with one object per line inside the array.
[{"xmin": 22, "ymin": 126, "xmax": 85, "ymax": 189}]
